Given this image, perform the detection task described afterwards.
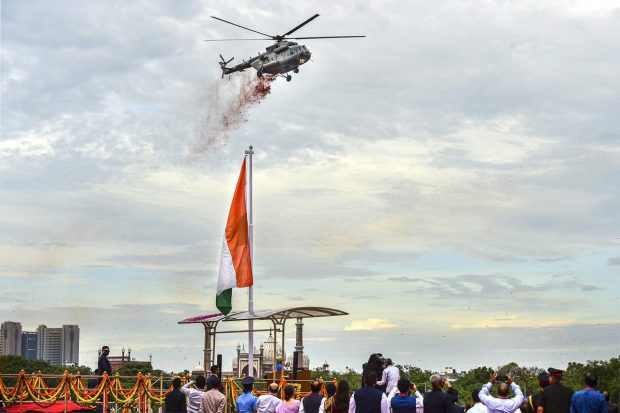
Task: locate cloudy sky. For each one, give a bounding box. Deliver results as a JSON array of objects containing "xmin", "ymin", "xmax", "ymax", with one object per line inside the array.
[{"xmin": 1, "ymin": 0, "xmax": 619, "ymax": 374}]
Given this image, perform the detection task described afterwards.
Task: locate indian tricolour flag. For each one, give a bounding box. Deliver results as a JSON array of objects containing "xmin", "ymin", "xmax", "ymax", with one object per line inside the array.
[{"xmin": 216, "ymin": 158, "xmax": 253, "ymax": 315}]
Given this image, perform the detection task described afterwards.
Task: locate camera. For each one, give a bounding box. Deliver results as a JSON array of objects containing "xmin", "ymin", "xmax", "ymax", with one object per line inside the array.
[{"xmin": 496, "ymin": 375, "xmax": 508, "ymax": 383}]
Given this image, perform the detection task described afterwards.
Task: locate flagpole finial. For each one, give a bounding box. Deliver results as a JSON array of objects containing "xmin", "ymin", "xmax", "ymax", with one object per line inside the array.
[{"xmin": 245, "ymin": 145, "xmax": 254, "ymax": 155}]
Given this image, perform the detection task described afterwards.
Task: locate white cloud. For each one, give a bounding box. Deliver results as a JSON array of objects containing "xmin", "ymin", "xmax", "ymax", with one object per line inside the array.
[{"xmin": 344, "ymin": 318, "xmax": 397, "ymax": 331}]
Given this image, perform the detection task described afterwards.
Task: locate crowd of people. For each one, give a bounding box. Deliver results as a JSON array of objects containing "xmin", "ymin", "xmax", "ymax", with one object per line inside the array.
[
  {"xmin": 161, "ymin": 367, "xmax": 614, "ymax": 413},
  {"xmin": 96, "ymin": 347, "xmax": 616, "ymax": 413}
]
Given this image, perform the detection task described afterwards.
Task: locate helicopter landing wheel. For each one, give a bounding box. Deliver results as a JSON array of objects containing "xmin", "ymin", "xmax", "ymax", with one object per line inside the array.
[
  {"xmin": 286, "ymin": 74, "xmax": 292, "ymax": 82},
  {"xmin": 257, "ymin": 69, "xmax": 263, "ymax": 78},
  {"xmin": 293, "ymin": 68, "xmax": 299, "ymax": 73}
]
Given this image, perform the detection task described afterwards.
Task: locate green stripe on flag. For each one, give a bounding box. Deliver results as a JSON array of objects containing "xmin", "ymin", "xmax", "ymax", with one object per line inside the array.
[{"xmin": 216, "ymin": 288, "xmax": 232, "ymax": 315}]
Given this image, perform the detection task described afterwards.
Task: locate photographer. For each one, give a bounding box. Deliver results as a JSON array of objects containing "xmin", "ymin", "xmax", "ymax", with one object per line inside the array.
[
  {"xmin": 424, "ymin": 375, "xmax": 458, "ymax": 413},
  {"xmin": 391, "ymin": 379, "xmax": 424, "ymax": 413},
  {"xmin": 478, "ymin": 375, "xmax": 523, "ymax": 413}
]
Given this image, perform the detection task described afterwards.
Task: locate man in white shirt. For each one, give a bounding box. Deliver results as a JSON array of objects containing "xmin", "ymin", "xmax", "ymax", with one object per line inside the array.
[
  {"xmin": 478, "ymin": 375, "xmax": 523, "ymax": 413},
  {"xmin": 378, "ymin": 359, "xmax": 400, "ymax": 395},
  {"xmin": 388, "ymin": 382, "xmax": 424, "ymax": 413},
  {"xmin": 257, "ymin": 383, "xmax": 281, "ymax": 413},
  {"xmin": 467, "ymin": 390, "xmax": 488, "ymax": 413},
  {"xmin": 181, "ymin": 375, "xmax": 207, "ymax": 413}
]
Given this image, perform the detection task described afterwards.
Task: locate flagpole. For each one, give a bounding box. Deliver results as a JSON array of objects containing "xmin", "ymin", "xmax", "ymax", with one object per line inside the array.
[{"xmin": 245, "ymin": 144, "xmax": 254, "ymax": 377}]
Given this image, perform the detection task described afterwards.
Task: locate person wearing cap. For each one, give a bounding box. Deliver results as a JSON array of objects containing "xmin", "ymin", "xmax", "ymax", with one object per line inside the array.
[
  {"xmin": 570, "ymin": 373, "xmax": 607, "ymax": 413},
  {"xmin": 378, "ymin": 359, "xmax": 400, "ymax": 395},
  {"xmin": 257, "ymin": 383, "xmax": 282, "ymax": 413},
  {"xmin": 527, "ymin": 373, "xmax": 550, "ymax": 413},
  {"xmin": 199, "ymin": 376, "xmax": 225, "ymax": 413},
  {"xmin": 478, "ymin": 374, "xmax": 523, "ymax": 413},
  {"xmin": 237, "ymin": 377, "xmax": 259, "ymax": 413},
  {"xmin": 348, "ymin": 372, "xmax": 389, "ymax": 413},
  {"xmin": 537, "ymin": 369, "xmax": 573, "ymax": 413},
  {"xmin": 424, "ymin": 374, "xmax": 458, "ymax": 413},
  {"xmin": 466, "ymin": 390, "xmax": 487, "ymax": 413}
]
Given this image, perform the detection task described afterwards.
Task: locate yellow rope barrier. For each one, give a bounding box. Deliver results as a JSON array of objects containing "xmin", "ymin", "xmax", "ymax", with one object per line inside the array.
[{"xmin": 1, "ymin": 371, "xmax": 339, "ymax": 411}]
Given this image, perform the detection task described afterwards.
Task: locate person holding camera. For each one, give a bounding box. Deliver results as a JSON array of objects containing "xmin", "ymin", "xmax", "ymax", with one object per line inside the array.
[
  {"xmin": 424, "ymin": 375, "xmax": 458, "ymax": 413},
  {"xmin": 389, "ymin": 381, "xmax": 424, "ymax": 413},
  {"xmin": 478, "ymin": 374, "xmax": 523, "ymax": 413},
  {"xmin": 390, "ymin": 379, "xmax": 425, "ymax": 413}
]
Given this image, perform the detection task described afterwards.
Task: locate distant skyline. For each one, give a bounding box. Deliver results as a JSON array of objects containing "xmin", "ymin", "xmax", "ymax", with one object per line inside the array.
[{"xmin": 1, "ymin": 0, "xmax": 619, "ymax": 374}]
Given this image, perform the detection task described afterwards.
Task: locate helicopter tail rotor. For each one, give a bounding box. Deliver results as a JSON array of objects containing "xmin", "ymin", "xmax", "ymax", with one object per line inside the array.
[{"xmin": 219, "ymin": 54, "xmax": 234, "ymax": 78}]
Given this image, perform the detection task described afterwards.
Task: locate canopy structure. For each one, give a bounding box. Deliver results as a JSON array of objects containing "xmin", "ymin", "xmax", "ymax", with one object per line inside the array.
[{"xmin": 178, "ymin": 306, "xmax": 348, "ymax": 374}]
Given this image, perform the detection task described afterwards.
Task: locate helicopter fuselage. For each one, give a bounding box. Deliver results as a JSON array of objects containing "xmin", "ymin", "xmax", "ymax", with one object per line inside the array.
[{"xmin": 222, "ymin": 41, "xmax": 311, "ymax": 79}]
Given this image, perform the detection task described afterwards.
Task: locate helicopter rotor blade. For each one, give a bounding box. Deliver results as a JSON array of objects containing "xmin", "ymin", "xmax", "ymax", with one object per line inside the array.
[
  {"xmin": 210, "ymin": 16, "xmax": 274, "ymax": 39},
  {"xmin": 205, "ymin": 38, "xmax": 274, "ymax": 42},
  {"xmin": 281, "ymin": 14, "xmax": 320, "ymax": 37},
  {"xmin": 288, "ymin": 35, "xmax": 366, "ymax": 39}
]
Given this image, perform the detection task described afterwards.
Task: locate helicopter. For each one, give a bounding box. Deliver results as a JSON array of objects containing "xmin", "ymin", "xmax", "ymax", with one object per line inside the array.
[{"xmin": 205, "ymin": 14, "xmax": 365, "ymax": 82}]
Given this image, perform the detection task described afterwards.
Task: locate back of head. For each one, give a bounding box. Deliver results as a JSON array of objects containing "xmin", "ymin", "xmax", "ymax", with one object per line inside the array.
[
  {"xmin": 195, "ymin": 375, "xmax": 206, "ymax": 389},
  {"xmin": 311, "ymin": 380, "xmax": 322, "ymax": 393},
  {"xmin": 243, "ymin": 383, "xmax": 253, "ymax": 392},
  {"xmin": 210, "ymin": 365, "xmax": 219, "ymax": 374},
  {"xmin": 498, "ymin": 383, "xmax": 509, "ymax": 397},
  {"xmin": 584, "ymin": 373, "xmax": 597, "ymax": 388},
  {"xmin": 210, "ymin": 376, "xmax": 222, "ymax": 390},
  {"xmin": 430, "ymin": 374, "xmax": 443, "ymax": 389},
  {"xmin": 385, "ymin": 358, "xmax": 393, "ymax": 367},
  {"xmin": 326, "ymin": 383, "xmax": 337, "ymax": 397},
  {"xmin": 268, "ymin": 383, "xmax": 279, "ymax": 395},
  {"xmin": 397, "ymin": 379, "xmax": 411, "ymax": 394},
  {"xmin": 471, "ymin": 390, "xmax": 480, "ymax": 403},
  {"xmin": 172, "ymin": 377, "xmax": 182, "ymax": 389},
  {"xmin": 284, "ymin": 384, "xmax": 295, "ymax": 401},
  {"xmin": 366, "ymin": 372, "xmax": 378, "ymax": 387},
  {"xmin": 335, "ymin": 381, "xmax": 351, "ymax": 412}
]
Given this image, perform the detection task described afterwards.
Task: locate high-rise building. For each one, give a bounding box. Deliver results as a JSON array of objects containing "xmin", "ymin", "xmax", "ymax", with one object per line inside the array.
[
  {"xmin": 1, "ymin": 321, "xmax": 22, "ymax": 356},
  {"xmin": 61, "ymin": 325, "xmax": 79, "ymax": 365},
  {"xmin": 21, "ymin": 331, "xmax": 38, "ymax": 360},
  {"xmin": 1, "ymin": 321, "xmax": 79, "ymax": 366},
  {"xmin": 37, "ymin": 325, "xmax": 62, "ymax": 365}
]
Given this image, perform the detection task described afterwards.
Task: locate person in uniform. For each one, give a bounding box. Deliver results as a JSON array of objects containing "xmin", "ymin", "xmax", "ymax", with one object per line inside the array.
[
  {"xmin": 528, "ymin": 373, "xmax": 550, "ymax": 413},
  {"xmin": 237, "ymin": 377, "xmax": 258, "ymax": 413},
  {"xmin": 537, "ymin": 368, "xmax": 573, "ymax": 413}
]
